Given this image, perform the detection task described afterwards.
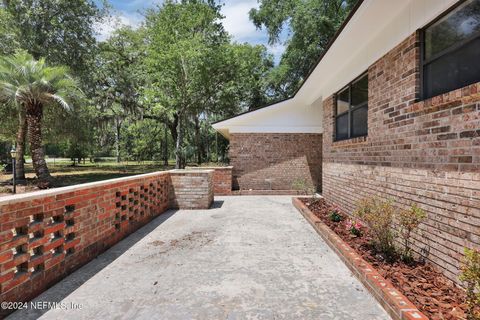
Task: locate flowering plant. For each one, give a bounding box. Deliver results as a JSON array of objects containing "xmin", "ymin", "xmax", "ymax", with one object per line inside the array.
[{"xmin": 345, "ymin": 219, "xmax": 363, "ymax": 237}]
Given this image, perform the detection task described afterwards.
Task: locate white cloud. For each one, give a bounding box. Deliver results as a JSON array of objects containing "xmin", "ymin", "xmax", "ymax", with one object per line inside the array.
[
  {"xmin": 221, "ymin": 0, "xmax": 260, "ymax": 43},
  {"xmin": 95, "ymin": 11, "xmax": 143, "ymax": 42},
  {"xmin": 268, "ymin": 44, "xmax": 286, "ymax": 63},
  {"xmin": 221, "ymin": 0, "xmax": 285, "ymax": 63}
]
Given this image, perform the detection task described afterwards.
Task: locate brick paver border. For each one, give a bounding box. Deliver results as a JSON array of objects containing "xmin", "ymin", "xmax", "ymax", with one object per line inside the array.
[{"xmin": 292, "ymin": 197, "xmax": 429, "ymax": 320}]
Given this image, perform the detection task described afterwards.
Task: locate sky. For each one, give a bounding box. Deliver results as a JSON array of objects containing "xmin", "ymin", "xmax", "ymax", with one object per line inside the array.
[{"xmin": 95, "ymin": 0, "xmax": 286, "ymax": 63}]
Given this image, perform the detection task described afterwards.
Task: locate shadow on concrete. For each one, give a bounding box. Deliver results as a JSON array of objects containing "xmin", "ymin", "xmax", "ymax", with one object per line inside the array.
[
  {"xmin": 7, "ymin": 210, "xmax": 178, "ymax": 320},
  {"xmin": 211, "ymin": 200, "xmax": 224, "ymax": 209}
]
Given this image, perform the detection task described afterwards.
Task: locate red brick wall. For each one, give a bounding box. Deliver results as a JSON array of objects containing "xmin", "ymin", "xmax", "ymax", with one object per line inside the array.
[
  {"xmin": 0, "ymin": 170, "xmax": 215, "ymax": 314},
  {"xmin": 322, "ymin": 32, "xmax": 480, "ymax": 282},
  {"xmin": 229, "ymin": 133, "xmax": 323, "ymax": 191},
  {"xmin": 185, "ymin": 167, "xmax": 233, "ymax": 195},
  {"xmin": 0, "ymin": 172, "xmax": 170, "ymax": 313}
]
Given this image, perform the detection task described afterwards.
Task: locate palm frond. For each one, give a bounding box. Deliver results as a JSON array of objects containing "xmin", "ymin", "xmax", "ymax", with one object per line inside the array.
[
  {"xmin": 47, "ymin": 93, "xmax": 72, "ymax": 111},
  {"xmin": 0, "ymin": 51, "xmax": 83, "ymax": 111}
]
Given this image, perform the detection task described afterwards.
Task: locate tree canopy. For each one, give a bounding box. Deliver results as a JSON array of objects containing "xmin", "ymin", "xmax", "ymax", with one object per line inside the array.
[
  {"xmin": 2, "ymin": 0, "xmax": 107, "ymax": 79},
  {"xmin": 0, "ymin": 0, "xmax": 356, "ymax": 181},
  {"xmin": 250, "ymin": 0, "xmax": 358, "ymax": 98}
]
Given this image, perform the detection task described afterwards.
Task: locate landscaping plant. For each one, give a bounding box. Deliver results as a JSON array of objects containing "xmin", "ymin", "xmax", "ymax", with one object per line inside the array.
[
  {"xmin": 398, "ymin": 204, "xmax": 426, "ymax": 263},
  {"xmin": 354, "ymin": 197, "xmax": 397, "ymax": 259},
  {"xmin": 0, "ymin": 52, "xmax": 81, "ymax": 186},
  {"xmin": 345, "ymin": 219, "xmax": 363, "ymax": 237},
  {"xmin": 292, "ymin": 178, "xmax": 319, "ymax": 203},
  {"xmin": 460, "ymin": 248, "xmax": 480, "ymax": 320},
  {"xmin": 329, "ymin": 205, "xmax": 343, "ymax": 222}
]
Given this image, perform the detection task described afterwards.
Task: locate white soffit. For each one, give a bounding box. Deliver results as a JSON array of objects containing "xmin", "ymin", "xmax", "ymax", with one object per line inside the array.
[
  {"xmin": 214, "ymin": 0, "xmax": 460, "ymax": 139},
  {"xmin": 212, "ymin": 97, "xmax": 324, "ymax": 139}
]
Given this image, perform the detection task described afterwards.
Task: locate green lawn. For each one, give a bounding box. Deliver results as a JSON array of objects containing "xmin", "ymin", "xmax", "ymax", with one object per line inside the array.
[{"xmin": 0, "ymin": 159, "xmax": 175, "ymax": 196}]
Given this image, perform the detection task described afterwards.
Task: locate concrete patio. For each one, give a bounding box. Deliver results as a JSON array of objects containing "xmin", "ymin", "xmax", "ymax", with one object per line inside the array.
[{"xmin": 9, "ymin": 196, "xmax": 390, "ymax": 320}]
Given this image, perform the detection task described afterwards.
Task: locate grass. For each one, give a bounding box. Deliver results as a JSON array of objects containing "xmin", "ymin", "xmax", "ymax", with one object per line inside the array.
[{"xmin": 0, "ymin": 158, "xmax": 175, "ymax": 196}]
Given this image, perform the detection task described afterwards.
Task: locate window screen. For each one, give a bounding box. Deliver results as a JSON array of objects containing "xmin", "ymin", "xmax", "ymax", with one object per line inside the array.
[
  {"xmin": 423, "ymin": 0, "xmax": 480, "ymax": 99},
  {"xmin": 335, "ymin": 73, "xmax": 368, "ymax": 141}
]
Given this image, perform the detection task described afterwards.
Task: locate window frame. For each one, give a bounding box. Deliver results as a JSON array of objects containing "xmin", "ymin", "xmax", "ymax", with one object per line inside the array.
[
  {"xmin": 421, "ymin": 0, "xmax": 480, "ymax": 100},
  {"xmin": 334, "ymin": 72, "xmax": 369, "ymax": 142}
]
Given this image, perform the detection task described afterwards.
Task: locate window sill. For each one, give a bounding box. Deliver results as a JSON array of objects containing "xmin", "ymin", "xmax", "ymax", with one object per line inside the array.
[
  {"xmin": 332, "ymin": 135, "xmax": 368, "ymax": 147},
  {"xmin": 418, "ymin": 82, "xmax": 480, "ymax": 107}
]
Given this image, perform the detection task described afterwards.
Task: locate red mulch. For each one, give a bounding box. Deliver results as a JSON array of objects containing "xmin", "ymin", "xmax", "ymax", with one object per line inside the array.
[{"xmin": 301, "ymin": 198, "xmax": 468, "ymax": 320}]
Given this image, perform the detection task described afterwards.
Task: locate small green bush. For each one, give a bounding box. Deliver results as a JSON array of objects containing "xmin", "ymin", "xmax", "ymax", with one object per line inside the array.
[
  {"xmin": 354, "ymin": 197, "xmax": 396, "ymax": 259},
  {"xmin": 292, "ymin": 178, "xmax": 318, "ymax": 203},
  {"xmin": 398, "ymin": 204, "xmax": 426, "ymax": 263},
  {"xmin": 0, "ymin": 186, "xmax": 12, "ymax": 194},
  {"xmin": 330, "ymin": 211, "xmax": 342, "ymax": 223},
  {"xmin": 460, "ymin": 248, "xmax": 480, "ymax": 320},
  {"xmin": 329, "ymin": 205, "xmax": 343, "ymax": 222}
]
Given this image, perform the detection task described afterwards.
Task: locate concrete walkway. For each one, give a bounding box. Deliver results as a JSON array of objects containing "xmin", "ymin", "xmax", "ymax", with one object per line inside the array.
[{"xmin": 9, "ymin": 196, "xmax": 390, "ymax": 320}]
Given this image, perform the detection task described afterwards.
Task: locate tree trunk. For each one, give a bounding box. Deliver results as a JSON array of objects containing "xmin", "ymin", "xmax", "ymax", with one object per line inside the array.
[
  {"xmin": 175, "ymin": 116, "xmax": 183, "ymax": 169},
  {"xmin": 15, "ymin": 108, "xmax": 27, "ymax": 180},
  {"xmin": 194, "ymin": 116, "xmax": 202, "ymax": 165},
  {"xmin": 163, "ymin": 124, "xmax": 169, "ymax": 167},
  {"xmin": 26, "ymin": 103, "xmax": 51, "ymax": 185},
  {"xmin": 206, "ymin": 123, "xmax": 210, "ymax": 163},
  {"xmin": 168, "ymin": 114, "xmax": 179, "ymax": 145},
  {"xmin": 215, "ymin": 132, "xmax": 219, "ymax": 163},
  {"xmin": 115, "ymin": 117, "xmax": 121, "ymax": 163}
]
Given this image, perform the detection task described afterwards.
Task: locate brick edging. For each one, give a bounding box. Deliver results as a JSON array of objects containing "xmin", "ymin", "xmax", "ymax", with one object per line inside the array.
[{"xmin": 292, "ymin": 197, "xmax": 429, "ymax": 320}]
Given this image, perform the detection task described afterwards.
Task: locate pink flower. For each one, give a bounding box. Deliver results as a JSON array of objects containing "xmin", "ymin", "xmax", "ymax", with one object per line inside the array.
[
  {"xmin": 345, "ymin": 219, "xmax": 353, "ymax": 230},
  {"xmin": 354, "ymin": 221, "xmax": 363, "ymax": 229},
  {"xmin": 346, "ymin": 219, "xmax": 363, "ymax": 237}
]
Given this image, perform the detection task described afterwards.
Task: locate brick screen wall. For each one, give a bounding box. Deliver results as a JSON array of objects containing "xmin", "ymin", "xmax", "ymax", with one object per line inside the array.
[
  {"xmin": 229, "ymin": 133, "xmax": 323, "ymax": 191},
  {"xmin": 0, "ymin": 170, "xmax": 214, "ymax": 315},
  {"xmin": 322, "ymin": 32, "xmax": 480, "ymax": 282}
]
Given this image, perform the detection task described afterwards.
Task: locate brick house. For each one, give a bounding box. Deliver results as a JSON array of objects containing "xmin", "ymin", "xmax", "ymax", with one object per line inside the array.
[{"xmin": 213, "ymin": 0, "xmax": 480, "ymax": 282}]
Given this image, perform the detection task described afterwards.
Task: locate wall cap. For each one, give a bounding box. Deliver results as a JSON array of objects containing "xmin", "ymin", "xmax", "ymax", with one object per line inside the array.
[{"xmin": 0, "ymin": 171, "xmax": 170, "ymax": 206}]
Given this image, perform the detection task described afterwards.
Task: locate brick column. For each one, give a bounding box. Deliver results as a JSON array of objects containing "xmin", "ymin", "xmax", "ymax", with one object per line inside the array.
[{"xmin": 169, "ymin": 170, "xmax": 214, "ymax": 209}]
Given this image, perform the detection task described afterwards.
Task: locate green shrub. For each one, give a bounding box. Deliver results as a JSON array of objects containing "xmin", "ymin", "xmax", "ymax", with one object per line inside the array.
[
  {"xmin": 0, "ymin": 186, "xmax": 11, "ymax": 194},
  {"xmin": 292, "ymin": 178, "xmax": 318, "ymax": 203},
  {"xmin": 354, "ymin": 197, "xmax": 396, "ymax": 259},
  {"xmin": 460, "ymin": 248, "xmax": 480, "ymax": 320},
  {"xmin": 329, "ymin": 205, "xmax": 343, "ymax": 222},
  {"xmin": 398, "ymin": 204, "xmax": 426, "ymax": 263},
  {"xmin": 330, "ymin": 211, "xmax": 342, "ymax": 223}
]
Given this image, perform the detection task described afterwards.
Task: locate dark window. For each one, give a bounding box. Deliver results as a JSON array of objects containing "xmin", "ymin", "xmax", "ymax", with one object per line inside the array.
[
  {"xmin": 423, "ymin": 0, "xmax": 480, "ymax": 99},
  {"xmin": 335, "ymin": 73, "xmax": 368, "ymax": 141}
]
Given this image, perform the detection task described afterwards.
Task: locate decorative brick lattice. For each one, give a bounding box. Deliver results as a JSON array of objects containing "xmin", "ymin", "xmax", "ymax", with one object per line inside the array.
[{"xmin": 0, "ymin": 172, "xmax": 172, "ymax": 310}]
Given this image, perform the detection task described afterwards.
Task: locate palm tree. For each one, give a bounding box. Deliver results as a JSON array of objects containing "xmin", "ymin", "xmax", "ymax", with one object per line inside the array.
[{"xmin": 0, "ymin": 51, "xmax": 80, "ymax": 186}]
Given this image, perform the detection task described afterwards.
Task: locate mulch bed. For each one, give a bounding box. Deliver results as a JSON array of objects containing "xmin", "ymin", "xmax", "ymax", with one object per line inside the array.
[{"xmin": 301, "ymin": 197, "xmax": 469, "ymax": 320}]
